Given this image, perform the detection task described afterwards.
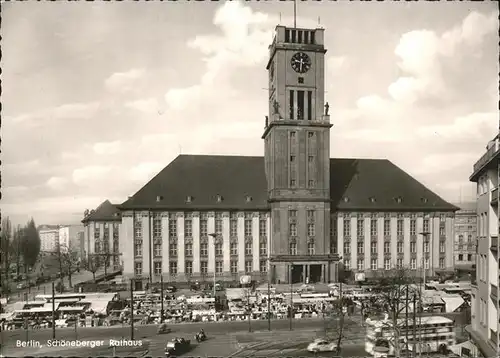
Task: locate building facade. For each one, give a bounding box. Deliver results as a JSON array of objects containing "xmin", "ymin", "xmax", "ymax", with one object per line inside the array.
[
  {"xmin": 468, "ymin": 135, "xmax": 500, "ymax": 358},
  {"xmin": 58, "ymin": 225, "xmax": 84, "ymax": 258},
  {"xmin": 114, "ymin": 25, "xmax": 457, "ymax": 290},
  {"xmin": 39, "ymin": 228, "xmax": 59, "ymax": 253},
  {"xmin": 453, "ymin": 203, "xmax": 477, "ymax": 269}
]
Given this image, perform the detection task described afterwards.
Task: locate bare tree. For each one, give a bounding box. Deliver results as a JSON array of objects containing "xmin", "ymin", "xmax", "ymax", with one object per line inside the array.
[
  {"xmin": 83, "ymin": 254, "xmax": 102, "ymax": 282},
  {"xmin": 101, "ymin": 251, "xmax": 112, "ymax": 276},
  {"xmin": 59, "ymin": 244, "xmax": 79, "ymax": 288},
  {"xmin": 370, "ymin": 268, "xmax": 421, "ymax": 358}
]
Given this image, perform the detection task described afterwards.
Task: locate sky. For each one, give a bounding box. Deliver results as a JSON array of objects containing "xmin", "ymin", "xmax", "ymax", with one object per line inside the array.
[{"xmin": 2, "ymin": 1, "xmax": 499, "ymax": 227}]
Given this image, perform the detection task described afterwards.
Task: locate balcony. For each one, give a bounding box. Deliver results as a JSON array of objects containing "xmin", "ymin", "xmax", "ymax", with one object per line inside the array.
[
  {"xmin": 471, "ymin": 140, "xmax": 500, "ymax": 181},
  {"xmin": 492, "ymin": 188, "xmax": 499, "ymax": 206},
  {"xmin": 491, "ymin": 283, "xmax": 498, "ymax": 301},
  {"xmin": 491, "ymin": 235, "xmax": 498, "ymax": 251}
]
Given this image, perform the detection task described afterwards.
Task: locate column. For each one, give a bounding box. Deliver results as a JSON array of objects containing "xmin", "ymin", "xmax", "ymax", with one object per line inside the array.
[
  {"xmin": 390, "ymin": 214, "xmax": 398, "ymax": 267},
  {"xmin": 351, "ymin": 215, "xmax": 357, "ymax": 268},
  {"xmin": 320, "ymin": 264, "xmax": 325, "ymax": 283},
  {"xmin": 252, "ymin": 213, "xmax": 260, "ymax": 272},
  {"xmin": 177, "ymin": 213, "xmax": 185, "ymax": 276},
  {"xmin": 222, "ymin": 213, "xmax": 230, "ymax": 274},
  {"xmin": 192, "ymin": 213, "xmax": 200, "ymax": 274},
  {"xmin": 142, "ymin": 213, "xmax": 151, "ymax": 281},
  {"xmin": 208, "ymin": 234, "xmax": 215, "ymax": 275},
  {"xmin": 161, "ymin": 213, "xmax": 169, "ymax": 275},
  {"xmin": 364, "ymin": 214, "xmax": 370, "ymax": 270},
  {"xmin": 237, "ymin": 213, "xmax": 245, "ymax": 272},
  {"xmin": 304, "ymin": 91, "xmax": 309, "ymax": 120},
  {"xmin": 121, "ymin": 213, "xmax": 134, "ymax": 278},
  {"xmin": 377, "ymin": 215, "xmax": 384, "ymax": 269},
  {"xmin": 207, "ymin": 212, "xmax": 215, "ymax": 276}
]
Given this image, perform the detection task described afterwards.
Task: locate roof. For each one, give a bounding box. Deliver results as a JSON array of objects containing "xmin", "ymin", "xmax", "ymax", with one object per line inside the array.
[
  {"xmin": 82, "ymin": 200, "xmax": 121, "ymax": 223},
  {"xmin": 119, "ymin": 155, "xmax": 458, "ymax": 212},
  {"xmin": 452, "ymin": 202, "xmax": 476, "ymax": 212}
]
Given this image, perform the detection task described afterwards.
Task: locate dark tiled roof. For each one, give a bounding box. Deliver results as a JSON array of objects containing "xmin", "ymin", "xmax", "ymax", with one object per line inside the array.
[
  {"xmin": 81, "ymin": 200, "xmax": 121, "ymax": 223},
  {"xmin": 119, "ymin": 155, "xmax": 458, "ymax": 212}
]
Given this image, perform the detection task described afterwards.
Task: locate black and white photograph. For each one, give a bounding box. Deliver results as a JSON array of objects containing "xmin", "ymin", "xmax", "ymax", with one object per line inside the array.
[{"xmin": 1, "ymin": 1, "xmax": 498, "ymax": 357}]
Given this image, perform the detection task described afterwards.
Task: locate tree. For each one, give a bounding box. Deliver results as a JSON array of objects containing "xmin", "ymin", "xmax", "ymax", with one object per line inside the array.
[
  {"xmin": 19, "ymin": 218, "xmax": 41, "ymax": 269},
  {"xmin": 0, "ymin": 217, "xmax": 12, "ymax": 291},
  {"xmin": 59, "ymin": 244, "xmax": 79, "ymax": 288},
  {"xmin": 11, "ymin": 225, "xmax": 23, "ymax": 278},
  {"xmin": 84, "ymin": 254, "xmax": 101, "ymax": 282},
  {"xmin": 101, "ymin": 251, "xmax": 112, "ymax": 276},
  {"xmin": 369, "ymin": 268, "xmax": 421, "ymax": 358}
]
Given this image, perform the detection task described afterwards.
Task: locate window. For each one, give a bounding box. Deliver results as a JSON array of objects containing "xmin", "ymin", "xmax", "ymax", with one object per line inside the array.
[
  {"xmin": 244, "ymin": 215, "xmax": 252, "ymax": 237},
  {"xmin": 290, "ymin": 223, "xmax": 297, "ymax": 236},
  {"xmin": 384, "ymin": 259, "xmax": 391, "ymax": 270},
  {"xmin": 384, "ymin": 242, "xmax": 390, "ymax": 254},
  {"xmin": 423, "ymin": 218, "xmax": 429, "ymax": 232},
  {"xmin": 103, "ymin": 226, "xmax": 109, "ymax": 239},
  {"xmin": 371, "ymin": 258, "xmax": 377, "ymax": 270},
  {"xmin": 154, "ymin": 262, "xmax": 162, "ymax": 275},
  {"xmin": 134, "ymin": 216, "xmax": 142, "ymax": 239},
  {"xmin": 259, "ymin": 241, "xmax": 267, "ymax": 256},
  {"xmin": 370, "ymin": 241, "xmax": 377, "ymax": 254},
  {"xmin": 357, "ymin": 241, "xmax": 364, "ymax": 254},
  {"xmin": 343, "ymin": 218, "xmax": 351, "ymax": 237},
  {"xmin": 307, "ymin": 242, "xmax": 315, "ymax": 255},
  {"xmin": 168, "ymin": 214, "xmax": 177, "ymax": 237},
  {"xmin": 113, "ymin": 224, "xmax": 119, "ymax": 240},
  {"xmin": 410, "ymin": 242, "xmax": 416, "ymax": 253},
  {"xmin": 230, "ymin": 242, "xmax": 238, "ymax": 255},
  {"xmin": 154, "ymin": 243, "xmax": 162, "ymax": 257},
  {"xmin": 308, "ymin": 180, "xmax": 314, "ymax": 187},
  {"xmin": 134, "ymin": 241, "xmax": 142, "ymax": 257},
  {"xmin": 410, "ymin": 258, "xmax": 417, "ymax": 270},
  {"xmin": 289, "ymin": 242, "xmax": 297, "ymax": 255},
  {"xmin": 357, "ymin": 259, "xmax": 364, "ymax": 271},
  {"xmin": 215, "ymin": 212, "xmax": 223, "ymax": 235},
  {"xmin": 215, "ymin": 261, "xmax": 223, "ymax": 273},
  {"xmin": 289, "ymin": 90, "xmax": 295, "ymax": 119},
  {"xmin": 440, "ymin": 214, "xmax": 446, "ymax": 222},
  {"xmin": 331, "ymin": 217, "xmax": 337, "ymax": 237},
  {"xmin": 439, "ymin": 226, "xmax": 445, "ymax": 237},
  {"xmin": 289, "ymin": 210, "xmax": 297, "ymax": 217},
  {"xmin": 113, "ymin": 239, "xmax": 119, "ymax": 253},
  {"xmin": 94, "ymin": 227, "xmax": 101, "ymax": 240},
  {"xmin": 134, "ymin": 262, "xmax": 142, "ymax": 275},
  {"xmin": 397, "ymin": 242, "xmax": 403, "ymax": 253},
  {"xmin": 200, "ymin": 214, "xmax": 208, "ymax": 237},
  {"xmin": 245, "ymin": 261, "xmax": 252, "ymax": 273},
  {"xmin": 383, "ymin": 219, "xmax": 390, "ymax": 236},
  {"xmin": 397, "ymin": 258, "xmax": 403, "ymax": 268},
  {"xmin": 458, "ymin": 254, "xmax": 463, "ymax": 261},
  {"xmin": 397, "ymin": 219, "xmax": 403, "ymax": 236},
  {"xmin": 259, "ymin": 217, "xmax": 266, "ymax": 237},
  {"xmin": 439, "ymin": 242, "xmax": 445, "ymax": 253},
  {"xmin": 260, "ymin": 260, "xmax": 267, "ymax": 272},
  {"xmin": 169, "ymin": 261, "xmax": 177, "ymax": 275},
  {"xmin": 344, "ymin": 259, "xmax": 350, "ymax": 270},
  {"xmin": 424, "ymin": 257, "xmax": 430, "ymax": 269},
  {"xmin": 410, "ymin": 219, "xmax": 416, "ymax": 236},
  {"xmin": 467, "ymin": 254, "xmax": 472, "ymax": 261},
  {"xmin": 153, "ymin": 213, "xmax": 162, "ymax": 238},
  {"xmin": 290, "ymin": 155, "xmax": 296, "ymax": 162},
  {"xmin": 357, "ymin": 218, "xmax": 364, "ymax": 237},
  {"xmin": 215, "ymin": 242, "xmax": 223, "ymax": 256},
  {"xmin": 94, "ymin": 241, "xmax": 101, "ymax": 253},
  {"xmin": 169, "ymin": 242, "xmax": 177, "ymax": 257},
  {"xmin": 184, "ymin": 218, "xmax": 193, "ymax": 237},
  {"xmin": 330, "ymin": 239, "xmax": 337, "ymax": 254},
  {"xmin": 307, "ymin": 210, "xmax": 314, "ymax": 219},
  {"xmin": 307, "ymin": 91, "xmax": 312, "ymax": 120},
  {"xmin": 297, "ymin": 90, "xmax": 304, "ymax": 119},
  {"xmin": 290, "ymin": 179, "xmax": 296, "ymax": 186},
  {"xmin": 467, "ymin": 234, "xmax": 472, "ymax": 242},
  {"xmin": 185, "ymin": 261, "xmax": 193, "ymax": 274},
  {"xmin": 230, "ymin": 260, "xmax": 238, "ymax": 274},
  {"xmin": 308, "ymin": 155, "xmax": 314, "ymax": 163},
  {"xmin": 343, "ymin": 241, "xmax": 350, "ymax": 254},
  {"xmin": 200, "ymin": 242, "xmax": 208, "ymax": 257},
  {"xmin": 245, "ymin": 241, "xmax": 252, "ymax": 256},
  {"xmin": 370, "ymin": 219, "xmax": 377, "ymax": 237},
  {"xmin": 308, "ymin": 223, "xmax": 315, "ymax": 237},
  {"xmin": 201, "ymin": 261, "xmax": 208, "ymax": 274},
  {"xmin": 424, "ymin": 242, "xmax": 429, "ymax": 253},
  {"xmin": 458, "ymin": 234, "xmax": 464, "ymax": 243},
  {"xmin": 185, "ymin": 243, "xmax": 192, "ymax": 257},
  {"xmin": 439, "ymin": 258, "xmax": 444, "ymax": 268}
]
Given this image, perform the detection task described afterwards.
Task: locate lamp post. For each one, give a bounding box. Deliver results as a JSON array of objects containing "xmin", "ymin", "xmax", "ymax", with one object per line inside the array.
[
  {"xmin": 418, "ymin": 231, "xmax": 430, "ymax": 358},
  {"xmin": 208, "ymin": 233, "xmax": 221, "ymax": 308}
]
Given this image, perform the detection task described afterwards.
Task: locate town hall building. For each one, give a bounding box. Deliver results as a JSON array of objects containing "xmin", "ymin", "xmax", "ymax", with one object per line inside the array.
[{"xmin": 83, "ymin": 25, "xmax": 458, "ymax": 290}]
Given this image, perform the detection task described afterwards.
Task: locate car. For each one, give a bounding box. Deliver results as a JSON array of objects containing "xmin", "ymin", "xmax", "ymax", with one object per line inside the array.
[
  {"xmin": 307, "ymin": 338, "xmax": 338, "ymax": 353},
  {"xmin": 165, "ymin": 338, "xmax": 191, "ymax": 357},
  {"xmin": 165, "ymin": 285, "xmax": 177, "ymax": 293},
  {"xmin": 16, "ymin": 283, "xmax": 26, "ymax": 290}
]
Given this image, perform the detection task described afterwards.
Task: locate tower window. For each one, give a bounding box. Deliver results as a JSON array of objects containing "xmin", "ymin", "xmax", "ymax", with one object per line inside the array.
[
  {"xmin": 289, "ymin": 90, "xmax": 295, "ymax": 120},
  {"xmin": 298, "ymin": 31, "xmax": 303, "ymax": 44},
  {"xmin": 308, "ymin": 132, "xmax": 314, "ymax": 138},
  {"xmin": 308, "ymin": 180, "xmax": 314, "ymax": 187},
  {"xmin": 307, "ymin": 91, "xmax": 312, "ymax": 120},
  {"xmin": 310, "ymin": 31, "xmax": 315, "ymax": 44},
  {"xmin": 308, "ymin": 156, "xmax": 314, "ymax": 162},
  {"xmin": 304, "ymin": 31, "xmax": 309, "ymax": 44},
  {"xmin": 297, "ymin": 90, "xmax": 305, "ymax": 120},
  {"xmin": 290, "ymin": 156, "xmax": 296, "ymax": 162},
  {"xmin": 291, "ymin": 30, "xmax": 296, "ymax": 43},
  {"xmin": 290, "ymin": 180, "xmax": 296, "ymax": 186},
  {"xmin": 285, "ymin": 29, "xmax": 290, "ymax": 42},
  {"xmin": 290, "ymin": 131, "xmax": 296, "ymax": 138}
]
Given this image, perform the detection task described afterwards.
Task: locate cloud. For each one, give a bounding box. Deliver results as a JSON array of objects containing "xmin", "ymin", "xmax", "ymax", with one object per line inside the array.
[
  {"xmin": 125, "ymin": 98, "xmax": 160, "ymax": 114},
  {"xmin": 327, "ymin": 56, "xmax": 346, "ymax": 74},
  {"xmin": 414, "ymin": 153, "xmax": 480, "ymax": 176},
  {"xmin": 129, "ymin": 162, "xmax": 164, "ymax": 182},
  {"xmin": 93, "ymin": 141, "xmax": 122, "ymax": 155},
  {"xmin": 105, "ymin": 68, "xmax": 146, "ymax": 92},
  {"xmin": 8, "ymin": 102, "xmax": 101, "ymax": 125},
  {"xmin": 417, "ymin": 112, "xmax": 497, "ymax": 140},
  {"xmin": 46, "ymin": 177, "xmax": 69, "ymax": 190},
  {"xmin": 72, "ymin": 166, "xmax": 113, "ymax": 185}
]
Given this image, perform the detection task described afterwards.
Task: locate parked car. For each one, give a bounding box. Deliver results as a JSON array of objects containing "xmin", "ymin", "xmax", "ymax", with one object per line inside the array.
[
  {"xmin": 165, "ymin": 285, "xmax": 177, "ymax": 293},
  {"xmin": 307, "ymin": 338, "xmax": 338, "ymax": 353}
]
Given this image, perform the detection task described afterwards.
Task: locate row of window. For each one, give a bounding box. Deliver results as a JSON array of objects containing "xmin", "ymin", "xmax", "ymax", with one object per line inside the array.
[
  {"xmin": 477, "ymin": 213, "xmax": 489, "ymax": 237},
  {"xmin": 341, "ymin": 240, "xmax": 446, "ymax": 255},
  {"xmin": 94, "ymin": 226, "xmax": 120, "ymax": 240},
  {"xmin": 456, "ymin": 254, "xmax": 474, "ymax": 262},
  {"xmin": 134, "ymin": 241, "xmax": 267, "ymax": 258},
  {"xmin": 135, "ymin": 260, "xmax": 268, "ymax": 276},
  {"xmin": 457, "ymin": 234, "xmax": 474, "ymax": 243},
  {"xmin": 94, "ymin": 239, "xmax": 119, "ymax": 254},
  {"xmin": 477, "ymin": 254, "xmax": 488, "ymax": 282},
  {"xmin": 134, "ymin": 212, "xmax": 267, "ymax": 240},
  {"xmin": 343, "ymin": 257, "xmax": 446, "ymax": 271}
]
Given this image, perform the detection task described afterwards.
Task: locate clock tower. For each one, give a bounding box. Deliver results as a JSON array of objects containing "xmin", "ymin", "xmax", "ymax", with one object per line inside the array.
[{"xmin": 263, "ymin": 26, "xmax": 337, "ymax": 284}]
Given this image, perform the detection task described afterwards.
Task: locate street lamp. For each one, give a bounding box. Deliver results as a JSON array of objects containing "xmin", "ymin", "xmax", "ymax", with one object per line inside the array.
[
  {"xmin": 208, "ymin": 233, "xmax": 220, "ymax": 301},
  {"xmin": 418, "ymin": 231, "xmax": 430, "ymax": 358}
]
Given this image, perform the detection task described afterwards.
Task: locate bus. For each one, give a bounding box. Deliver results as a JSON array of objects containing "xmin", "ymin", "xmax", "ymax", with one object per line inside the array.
[{"xmin": 365, "ymin": 315, "xmax": 455, "ymax": 357}]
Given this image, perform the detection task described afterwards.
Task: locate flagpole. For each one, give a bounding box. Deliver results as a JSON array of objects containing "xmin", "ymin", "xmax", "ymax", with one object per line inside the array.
[{"xmin": 293, "ymin": 0, "xmax": 297, "ymax": 28}]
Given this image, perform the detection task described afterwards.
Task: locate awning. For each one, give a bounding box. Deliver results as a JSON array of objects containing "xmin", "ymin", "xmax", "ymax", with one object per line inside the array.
[
  {"xmin": 59, "ymin": 306, "xmax": 85, "ymax": 312},
  {"xmin": 441, "ymin": 296, "xmax": 465, "ymax": 313}
]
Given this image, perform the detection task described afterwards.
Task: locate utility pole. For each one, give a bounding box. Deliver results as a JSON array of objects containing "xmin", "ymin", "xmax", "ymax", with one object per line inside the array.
[
  {"xmin": 405, "ymin": 285, "xmax": 409, "ymax": 357},
  {"xmin": 267, "ymin": 269, "xmax": 271, "ymax": 331},
  {"xmin": 289, "ymin": 265, "xmax": 293, "ymax": 331},
  {"xmin": 160, "ymin": 275, "xmax": 164, "ymax": 323},
  {"xmin": 51, "ymin": 282, "xmax": 56, "ymax": 339},
  {"xmin": 130, "ymin": 279, "xmax": 134, "ymax": 340},
  {"xmin": 412, "ymin": 294, "xmax": 417, "ymax": 358}
]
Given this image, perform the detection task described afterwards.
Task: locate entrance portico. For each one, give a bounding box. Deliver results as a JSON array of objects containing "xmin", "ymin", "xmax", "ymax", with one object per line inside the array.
[{"xmin": 269, "ymin": 254, "xmax": 340, "ymax": 284}]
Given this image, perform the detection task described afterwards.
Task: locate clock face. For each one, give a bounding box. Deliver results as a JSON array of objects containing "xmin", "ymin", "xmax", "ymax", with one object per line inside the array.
[{"xmin": 290, "ymin": 52, "xmax": 311, "ymax": 73}]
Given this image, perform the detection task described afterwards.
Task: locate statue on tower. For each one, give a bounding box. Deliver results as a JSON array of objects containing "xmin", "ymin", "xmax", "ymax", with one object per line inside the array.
[
  {"xmin": 324, "ymin": 102, "xmax": 330, "ymax": 116},
  {"xmin": 265, "ymin": 115, "xmax": 269, "ymax": 127},
  {"xmin": 273, "ymin": 100, "xmax": 281, "ymax": 118}
]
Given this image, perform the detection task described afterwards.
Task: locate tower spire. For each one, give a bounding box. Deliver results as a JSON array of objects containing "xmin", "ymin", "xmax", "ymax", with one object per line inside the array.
[{"xmin": 293, "ymin": 0, "xmax": 297, "ymax": 28}]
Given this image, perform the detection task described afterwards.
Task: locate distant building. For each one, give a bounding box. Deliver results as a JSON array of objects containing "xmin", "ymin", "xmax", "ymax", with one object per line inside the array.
[
  {"xmin": 452, "ymin": 202, "xmax": 477, "ymax": 269},
  {"xmin": 81, "ymin": 200, "xmax": 122, "ymax": 270},
  {"xmin": 39, "ymin": 228, "xmax": 59, "ymax": 253},
  {"xmin": 58, "ymin": 225, "xmax": 84, "ymax": 259}
]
